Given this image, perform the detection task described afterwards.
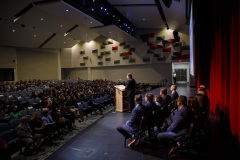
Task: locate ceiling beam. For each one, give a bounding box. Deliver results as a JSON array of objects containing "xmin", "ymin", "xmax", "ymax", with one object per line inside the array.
[{"xmin": 155, "ymin": 0, "xmax": 169, "ymax": 29}]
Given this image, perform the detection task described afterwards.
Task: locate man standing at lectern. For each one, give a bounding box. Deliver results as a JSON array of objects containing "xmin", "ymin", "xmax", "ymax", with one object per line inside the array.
[{"xmin": 125, "ymin": 73, "xmax": 136, "ymax": 112}]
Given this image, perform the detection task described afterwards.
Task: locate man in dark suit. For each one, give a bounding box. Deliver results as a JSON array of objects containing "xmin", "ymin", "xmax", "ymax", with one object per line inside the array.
[
  {"xmin": 170, "ymin": 84, "xmax": 179, "ymax": 110},
  {"xmin": 160, "ymin": 88, "xmax": 172, "ymax": 118},
  {"xmin": 125, "ymin": 73, "xmax": 136, "ymax": 112},
  {"xmin": 116, "ymin": 94, "xmax": 147, "ymax": 147},
  {"xmin": 157, "ymin": 95, "xmax": 194, "ymax": 143}
]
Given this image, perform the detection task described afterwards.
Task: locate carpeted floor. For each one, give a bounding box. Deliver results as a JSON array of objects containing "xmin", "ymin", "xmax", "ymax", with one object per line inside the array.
[{"xmin": 11, "ymin": 106, "xmax": 114, "ymax": 160}]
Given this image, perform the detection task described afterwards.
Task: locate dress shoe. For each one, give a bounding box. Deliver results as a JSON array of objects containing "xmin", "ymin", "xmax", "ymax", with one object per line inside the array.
[{"xmin": 128, "ymin": 138, "xmax": 138, "ymax": 147}]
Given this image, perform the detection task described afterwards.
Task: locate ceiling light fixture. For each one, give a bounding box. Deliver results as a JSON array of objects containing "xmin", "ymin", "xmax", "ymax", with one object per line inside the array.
[
  {"xmin": 64, "ymin": 32, "xmax": 69, "ymax": 37},
  {"xmin": 13, "ymin": 17, "xmax": 20, "ymax": 22}
]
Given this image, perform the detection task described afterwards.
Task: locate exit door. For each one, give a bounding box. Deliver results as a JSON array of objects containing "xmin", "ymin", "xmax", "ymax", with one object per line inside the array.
[{"xmin": 175, "ymin": 69, "xmax": 187, "ymax": 83}]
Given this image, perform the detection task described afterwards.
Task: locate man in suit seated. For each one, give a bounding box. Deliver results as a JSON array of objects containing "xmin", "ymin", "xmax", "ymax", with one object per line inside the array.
[
  {"xmin": 116, "ymin": 94, "xmax": 148, "ymax": 147},
  {"xmin": 16, "ymin": 116, "xmax": 44, "ymax": 155},
  {"xmin": 156, "ymin": 95, "xmax": 194, "ymax": 147}
]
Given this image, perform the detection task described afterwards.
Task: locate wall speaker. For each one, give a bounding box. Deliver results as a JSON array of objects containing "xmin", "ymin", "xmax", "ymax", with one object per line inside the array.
[{"xmin": 162, "ymin": 0, "xmax": 172, "ymax": 8}]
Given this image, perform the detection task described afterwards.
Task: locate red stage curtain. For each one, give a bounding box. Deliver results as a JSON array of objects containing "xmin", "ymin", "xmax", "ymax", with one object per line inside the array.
[{"xmin": 195, "ymin": 0, "xmax": 240, "ymax": 141}]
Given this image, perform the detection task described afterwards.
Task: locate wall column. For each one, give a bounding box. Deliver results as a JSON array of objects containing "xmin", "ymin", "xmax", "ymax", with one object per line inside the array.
[{"xmin": 88, "ymin": 67, "xmax": 92, "ymax": 80}]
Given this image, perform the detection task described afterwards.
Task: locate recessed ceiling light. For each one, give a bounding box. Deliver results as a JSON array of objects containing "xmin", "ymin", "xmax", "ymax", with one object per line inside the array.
[
  {"xmin": 60, "ymin": 25, "xmax": 63, "ymax": 27},
  {"xmin": 41, "ymin": 18, "xmax": 43, "ymax": 21},
  {"xmin": 90, "ymin": 22, "xmax": 92, "ymax": 23},
  {"xmin": 12, "ymin": 30, "xmax": 15, "ymax": 32},
  {"xmin": 66, "ymin": 9, "xmax": 69, "ymax": 12},
  {"xmin": 142, "ymin": 18, "xmax": 146, "ymax": 21},
  {"xmin": 33, "ymin": 35, "xmax": 36, "ymax": 37}
]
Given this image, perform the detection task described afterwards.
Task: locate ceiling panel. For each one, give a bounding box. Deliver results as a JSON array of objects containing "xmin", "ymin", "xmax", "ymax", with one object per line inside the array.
[
  {"xmin": 16, "ymin": 7, "xmax": 76, "ymax": 36},
  {"xmin": 115, "ymin": 6, "xmax": 165, "ymax": 29},
  {"xmin": 42, "ymin": 34, "xmax": 80, "ymax": 48},
  {"xmin": 0, "ymin": 0, "xmax": 188, "ymax": 48},
  {"xmin": 91, "ymin": 25, "xmax": 137, "ymax": 42},
  {"xmin": 0, "ymin": 0, "xmax": 32, "ymax": 20},
  {"xmin": 68, "ymin": 26, "xmax": 100, "ymax": 43},
  {"xmin": 39, "ymin": 1, "xmax": 103, "ymax": 28},
  {"xmin": 0, "ymin": 20, "xmax": 52, "ymax": 48}
]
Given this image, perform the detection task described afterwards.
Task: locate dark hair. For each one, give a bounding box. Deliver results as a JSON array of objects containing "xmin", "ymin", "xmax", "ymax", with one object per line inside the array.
[
  {"xmin": 178, "ymin": 95, "xmax": 187, "ymax": 106},
  {"xmin": 160, "ymin": 88, "xmax": 167, "ymax": 95},
  {"xmin": 135, "ymin": 94, "xmax": 142, "ymax": 104},
  {"xmin": 145, "ymin": 93, "xmax": 154, "ymax": 102},
  {"xmin": 42, "ymin": 110, "xmax": 49, "ymax": 117},
  {"xmin": 155, "ymin": 94, "xmax": 162, "ymax": 102}
]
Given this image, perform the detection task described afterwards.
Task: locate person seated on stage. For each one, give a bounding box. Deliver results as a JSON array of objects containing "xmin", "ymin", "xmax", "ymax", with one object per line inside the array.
[
  {"xmin": 144, "ymin": 93, "xmax": 157, "ymax": 113},
  {"xmin": 170, "ymin": 85, "xmax": 179, "ymax": 104},
  {"xmin": 160, "ymin": 88, "xmax": 172, "ymax": 118},
  {"xmin": 156, "ymin": 95, "xmax": 194, "ymax": 146},
  {"xmin": 116, "ymin": 94, "xmax": 148, "ymax": 147},
  {"xmin": 153, "ymin": 94, "xmax": 166, "ymax": 130},
  {"xmin": 154, "ymin": 94, "xmax": 163, "ymax": 108}
]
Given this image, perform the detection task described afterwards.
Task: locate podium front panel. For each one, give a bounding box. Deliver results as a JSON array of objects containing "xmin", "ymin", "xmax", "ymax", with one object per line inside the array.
[{"xmin": 115, "ymin": 87, "xmax": 128, "ymax": 112}]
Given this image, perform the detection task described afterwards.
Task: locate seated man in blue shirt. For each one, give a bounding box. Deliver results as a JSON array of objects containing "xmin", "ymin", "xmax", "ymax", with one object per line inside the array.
[
  {"xmin": 157, "ymin": 95, "xmax": 194, "ymax": 145},
  {"xmin": 116, "ymin": 94, "xmax": 148, "ymax": 147}
]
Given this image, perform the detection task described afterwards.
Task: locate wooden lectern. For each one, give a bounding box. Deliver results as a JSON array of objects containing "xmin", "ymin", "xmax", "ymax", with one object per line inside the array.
[{"xmin": 114, "ymin": 85, "xmax": 129, "ymax": 112}]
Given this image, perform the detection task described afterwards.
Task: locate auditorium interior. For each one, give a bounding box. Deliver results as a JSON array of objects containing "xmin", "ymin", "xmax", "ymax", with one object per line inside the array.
[{"xmin": 0, "ymin": 0, "xmax": 239, "ymax": 160}]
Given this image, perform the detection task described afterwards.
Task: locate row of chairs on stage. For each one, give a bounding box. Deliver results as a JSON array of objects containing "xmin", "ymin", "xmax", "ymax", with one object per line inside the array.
[{"xmin": 123, "ymin": 106, "xmax": 210, "ymax": 159}]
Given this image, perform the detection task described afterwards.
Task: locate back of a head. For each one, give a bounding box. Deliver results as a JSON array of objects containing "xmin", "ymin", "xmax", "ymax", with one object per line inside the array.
[
  {"xmin": 160, "ymin": 88, "xmax": 167, "ymax": 95},
  {"xmin": 42, "ymin": 110, "xmax": 48, "ymax": 117},
  {"xmin": 145, "ymin": 93, "xmax": 154, "ymax": 102},
  {"xmin": 188, "ymin": 96, "xmax": 198, "ymax": 108},
  {"xmin": 32, "ymin": 112, "xmax": 39, "ymax": 119},
  {"xmin": 21, "ymin": 116, "xmax": 28, "ymax": 123},
  {"xmin": 155, "ymin": 94, "xmax": 162, "ymax": 103},
  {"xmin": 178, "ymin": 95, "xmax": 187, "ymax": 106},
  {"xmin": 135, "ymin": 94, "xmax": 142, "ymax": 104}
]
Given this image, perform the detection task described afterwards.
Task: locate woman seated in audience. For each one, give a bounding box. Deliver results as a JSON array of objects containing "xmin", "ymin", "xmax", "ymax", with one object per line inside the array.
[
  {"xmin": 29, "ymin": 112, "xmax": 53, "ymax": 142},
  {"xmin": 59, "ymin": 103, "xmax": 77, "ymax": 128},
  {"xmin": 65, "ymin": 96, "xmax": 82, "ymax": 119},
  {"xmin": 51, "ymin": 105, "xmax": 73, "ymax": 132},
  {"xmin": 9, "ymin": 105, "xmax": 22, "ymax": 120}
]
